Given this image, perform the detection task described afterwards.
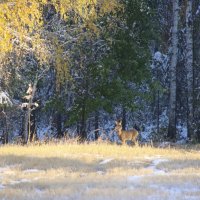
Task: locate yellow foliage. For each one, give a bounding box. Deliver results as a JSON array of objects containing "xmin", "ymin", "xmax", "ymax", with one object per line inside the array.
[
  {"xmin": 53, "ymin": 38, "xmax": 70, "ymax": 90},
  {"xmin": 0, "ymin": 0, "xmax": 43, "ymax": 53},
  {"xmin": 0, "ymin": 0, "xmax": 122, "ymax": 59}
]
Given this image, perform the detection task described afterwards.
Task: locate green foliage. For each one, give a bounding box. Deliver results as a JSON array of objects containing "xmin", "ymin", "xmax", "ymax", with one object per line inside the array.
[
  {"xmin": 65, "ymin": 0, "xmax": 155, "ymax": 127},
  {"xmin": 0, "ymin": 0, "xmax": 155, "ymax": 136},
  {"xmin": 44, "ymin": 96, "xmax": 65, "ymax": 114},
  {"xmin": 99, "ymin": 0, "xmax": 153, "ymax": 111}
]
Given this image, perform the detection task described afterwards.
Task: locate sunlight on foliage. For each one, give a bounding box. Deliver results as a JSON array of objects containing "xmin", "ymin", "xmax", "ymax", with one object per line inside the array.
[{"xmin": 0, "ymin": 0, "xmax": 121, "ymax": 54}]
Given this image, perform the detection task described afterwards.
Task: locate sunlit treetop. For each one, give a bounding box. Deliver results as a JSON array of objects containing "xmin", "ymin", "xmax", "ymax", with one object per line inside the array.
[
  {"xmin": 0, "ymin": 0, "xmax": 122, "ymax": 54},
  {"xmin": 0, "ymin": 0, "xmax": 43, "ymax": 54}
]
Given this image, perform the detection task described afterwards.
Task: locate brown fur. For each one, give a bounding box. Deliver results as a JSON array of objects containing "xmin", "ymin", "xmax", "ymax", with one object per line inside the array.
[{"xmin": 115, "ymin": 120, "xmax": 139, "ymax": 145}]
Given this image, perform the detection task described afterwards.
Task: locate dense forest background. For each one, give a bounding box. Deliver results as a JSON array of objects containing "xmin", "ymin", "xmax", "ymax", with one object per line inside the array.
[{"xmin": 0, "ymin": 0, "xmax": 200, "ymax": 144}]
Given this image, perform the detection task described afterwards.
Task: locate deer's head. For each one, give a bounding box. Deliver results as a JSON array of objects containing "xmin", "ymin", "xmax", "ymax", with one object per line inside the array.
[{"xmin": 114, "ymin": 120, "xmax": 122, "ymax": 135}]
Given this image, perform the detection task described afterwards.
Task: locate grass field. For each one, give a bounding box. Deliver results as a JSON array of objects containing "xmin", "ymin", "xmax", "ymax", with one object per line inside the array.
[{"xmin": 0, "ymin": 143, "xmax": 200, "ymax": 200}]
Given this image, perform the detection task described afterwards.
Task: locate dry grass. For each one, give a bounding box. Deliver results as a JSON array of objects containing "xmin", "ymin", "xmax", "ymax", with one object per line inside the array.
[{"xmin": 0, "ymin": 143, "xmax": 200, "ymax": 200}]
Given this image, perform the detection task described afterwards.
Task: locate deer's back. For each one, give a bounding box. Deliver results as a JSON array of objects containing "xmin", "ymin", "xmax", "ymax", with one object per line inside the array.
[{"xmin": 120, "ymin": 129, "xmax": 138, "ymax": 141}]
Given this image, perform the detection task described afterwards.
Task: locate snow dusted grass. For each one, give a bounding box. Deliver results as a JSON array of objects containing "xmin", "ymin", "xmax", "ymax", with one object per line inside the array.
[{"xmin": 0, "ymin": 143, "xmax": 200, "ymax": 199}]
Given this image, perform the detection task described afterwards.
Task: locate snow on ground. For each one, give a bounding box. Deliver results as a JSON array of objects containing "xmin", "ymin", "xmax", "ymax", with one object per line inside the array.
[
  {"xmin": 128, "ymin": 156, "xmax": 168, "ymax": 181},
  {"xmin": 147, "ymin": 158, "xmax": 168, "ymax": 175},
  {"xmin": 1, "ymin": 156, "xmax": 200, "ymax": 200},
  {"xmin": 0, "ymin": 166, "xmax": 12, "ymax": 190},
  {"xmin": 0, "ymin": 184, "xmax": 5, "ymax": 189},
  {"xmin": 23, "ymin": 169, "xmax": 44, "ymax": 173},
  {"xmin": 0, "ymin": 166, "xmax": 42, "ymax": 189},
  {"xmin": 127, "ymin": 157, "xmax": 200, "ymax": 200},
  {"xmin": 99, "ymin": 158, "xmax": 114, "ymax": 165},
  {"xmin": 149, "ymin": 184, "xmax": 200, "ymax": 200},
  {"xmin": 96, "ymin": 171, "xmax": 105, "ymax": 175},
  {"xmin": 10, "ymin": 179, "xmax": 31, "ymax": 185}
]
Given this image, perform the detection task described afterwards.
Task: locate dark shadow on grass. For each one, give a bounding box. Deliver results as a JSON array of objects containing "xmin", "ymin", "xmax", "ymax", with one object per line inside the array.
[
  {"xmin": 157, "ymin": 159, "xmax": 200, "ymax": 172},
  {"xmin": 0, "ymin": 154, "xmax": 145, "ymax": 172},
  {"xmin": 0, "ymin": 154, "xmax": 100, "ymax": 172}
]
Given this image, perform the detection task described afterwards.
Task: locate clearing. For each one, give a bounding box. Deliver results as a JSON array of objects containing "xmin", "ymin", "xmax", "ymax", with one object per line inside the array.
[{"xmin": 0, "ymin": 143, "xmax": 200, "ymax": 200}]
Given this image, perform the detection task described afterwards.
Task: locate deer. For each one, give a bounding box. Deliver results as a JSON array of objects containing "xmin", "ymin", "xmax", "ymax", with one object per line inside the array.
[{"xmin": 114, "ymin": 120, "xmax": 139, "ymax": 145}]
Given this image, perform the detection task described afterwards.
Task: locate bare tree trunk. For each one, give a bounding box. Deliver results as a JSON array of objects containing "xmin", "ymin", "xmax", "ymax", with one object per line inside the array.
[
  {"xmin": 56, "ymin": 112, "xmax": 63, "ymax": 138},
  {"xmin": 94, "ymin": 111, "xmax": 99, "ymax": 140},
  {"xmin": 80, "ymin": 101, "xmax": 86, "ymax": 140},
  {"xmin": 157, "ymin": 90, "xmax": 160, "ymax": 135},
  {"xmin": 186, "ymin": 0, "xmax": 194, "ymax": 140},
  {"xmin": 29, "ymin": 110, "xmax": 37, "ymax": 142},
  {"xmin": 156, "ymin": 67, "xmax": 160, "ymax": 135},
  {"xmin": 122, "ymin": 107, "xmax": 126, "ymax": 130},
  {"xmin": 168, "ymin": 0, "xmax": 179, "ymax": 140},
  {"xmin": 24, "ymin": 111, "xmax": 28, "ymax": 143},
  {"xmin": 2, "ymin": 109, "xmax": 8, "ymax": 144},
  {"xmin": 25, "ymin": 78, "xmax": 38, "ymax": 144},
  {"xmin": 4, "ymin": 111, "xmax": 8, "ymax": 144}
]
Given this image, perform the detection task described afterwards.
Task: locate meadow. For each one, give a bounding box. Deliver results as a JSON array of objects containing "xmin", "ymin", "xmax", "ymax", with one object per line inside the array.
[{"xmin": 0, "ymin": 142, "xmax": 200, "ymax": 200}]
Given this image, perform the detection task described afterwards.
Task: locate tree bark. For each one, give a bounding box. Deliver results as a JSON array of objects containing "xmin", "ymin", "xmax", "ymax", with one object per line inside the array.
[
  {"xmin": 186, "ymin": 0, "xmax": 194, "ymax": 140},
  {"xmin": 28, "ymin": 110, "xmax": 37, "ymax": 142},
  {"xmin": 168, "ymin": 0, "xmax": 179, "ymax": 140},
  {"xmin": 1, "ymin": 108, "xmax": 8, "ymax": 144},
  {"xmin": 56, "ymin": 112, "xmax": 63, "ymax": 138},
  {"xmin": 94, "ymin": 111, "xmax": 99, "ymax": 140},
  {"xmin": 157, "ymin": 90, "xmax": 160, "ymax": 135},
  {"xmin": 122, "ymin": 107, "xmax": 126, "ymax": 130},
  {"xmin": 24, "ymin": 78, "xmax": 38, "ymax": 143},
  {"xmin": 80, "ymin": 101, "xmax": 87, "ymax": 140}
]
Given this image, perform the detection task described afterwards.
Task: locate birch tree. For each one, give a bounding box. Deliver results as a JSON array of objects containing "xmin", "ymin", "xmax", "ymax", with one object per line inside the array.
[{"xmin": 168, "ymin": 0, "xmax": 179, "ymax": 140}]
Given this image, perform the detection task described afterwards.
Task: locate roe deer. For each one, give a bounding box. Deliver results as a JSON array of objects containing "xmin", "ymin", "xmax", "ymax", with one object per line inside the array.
[{"xmin": 115, "ymin": 120, "xmax": 139, "ymax": 145}]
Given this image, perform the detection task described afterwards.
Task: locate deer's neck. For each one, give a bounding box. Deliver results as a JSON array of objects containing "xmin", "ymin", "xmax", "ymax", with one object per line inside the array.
[{"xmin": 117, "ymin": 129, "xmax": 122, "ymax": 136}]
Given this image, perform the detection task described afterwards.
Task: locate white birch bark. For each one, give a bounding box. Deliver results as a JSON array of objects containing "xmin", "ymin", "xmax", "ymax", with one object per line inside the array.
[
  {"xmin": 186, "ymin": 0, "xmax": 194, "ymax": 139},
  {"xmin": 168, "ymin": 0, "xmax": 179, "ymax": 139}
]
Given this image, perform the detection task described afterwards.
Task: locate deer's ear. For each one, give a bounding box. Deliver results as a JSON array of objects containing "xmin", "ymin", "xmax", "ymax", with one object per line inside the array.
[{"xmin": 115, "ymin": 121, "xmax": 118, "ymax": 125}]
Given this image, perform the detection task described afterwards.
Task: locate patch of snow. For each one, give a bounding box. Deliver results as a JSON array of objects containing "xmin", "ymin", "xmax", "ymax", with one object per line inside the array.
[
  {"xmin": 37, "ymin": 125, "xmax": 54, "ymax": 140},
  {"xmin": 159, "ymin": 110, "xmax": 169, "ymax": 125},
  {"xmin": 33, "ymin": 177, "xmax": 40, "ymax": 181},
  {"xmin": 176, "ymin": 139, "xmax": 187, "ymax": 145},
  {"xmin": 147, "ymin": 158, "xmax": 168, "ymax": 175},
  {"xmin": 144, "ymin": 155, "xmax": 162, "ymax": 159},
  {"xmin": 0, "ymin": 166, "xmax": 16, "ymax": 175},
  {"xmin": 10, "ymin": 179, "xmax": 31, "ymax": 185},
  {"xmin": 140, "ymin": 124, "xmax": 155, "ymax": 141},
  {"xmin": 0, "ymin": 166, "xmax": 15, "ymax": 190},
  {"xmin": 96, "ymin": 171, "xmax": 105, "ymax": 175},
  {"xmin": 0, "ymin": 184, "xmax": 5, "ymax": 190},
  {"xmin": 0, "ymin": 167, "xmax": 9, "ymax": 173},
  {"xmin": 23, "ymin": 169, "xmax": 44, "ymax": 173},
  {"xmin": 152, "ymin": 158, "xmax": 168, "ymax": 166},
  {"xmin": 150, "ymin": 184, "xmax": 200, "ymax": 200},
  {"xmin": 196, "ymin": 5, "xmax": 200, "ymax": 15},
  {"xmin": 154, "ymin": 51, "xmax": 162, "ymax": 62},
  {"xmin": 177, "ymin": 124, "xmax": 187, "ymax": 139},
  {"xmin": 79, "ymin": 173, "xmax": 87, "ymax": 177},
  {"xmin": 147, "ymin": 167, "xmax": 166, "ymax": 175},
  {"xmin": 128, "ymin": 157, "xmax": 169, "ymax": 182},
  {"xmin": 0, "ymin": 91, "xmax": 13, "ymax": 106},
  {"xmin": 99, "ymin": 158, "xmax": 114, "ymax": 165},
  {"xmin": 158, "ymin": 142, "xmax": 171, "ymax": 148},
  {"xmin": 127, "ymin": 175, "xmax": 144, "ymax": 182},
  {"xmin": 35, "ymin": 188, "xmax": 45, "ymax": 195},
  {"xmin": 151, "ymin": 51, "xmax": 168, "ymax": 69}
]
